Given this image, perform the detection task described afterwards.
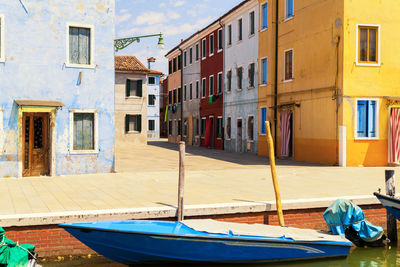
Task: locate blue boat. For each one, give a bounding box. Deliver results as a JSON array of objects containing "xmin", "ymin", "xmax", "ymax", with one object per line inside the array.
[
  {"xmin": 374, "ymin": 192, "xmax": 400, "ymax": 221},
  {"xmin": 60, "ymin": 219, "xmax": 352, "ymax": 264}
]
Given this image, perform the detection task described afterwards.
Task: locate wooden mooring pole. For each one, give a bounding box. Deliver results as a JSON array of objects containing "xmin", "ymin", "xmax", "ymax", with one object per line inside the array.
[
  {"xmin": 177, "ymin": 142, "xmax": 185, "ymax": 221},
  {"xmin": 265, "ymin": 121, "xmax": 285, "ymax": 227},
  {"xmin": 385, "ymin": 170, "xmax": 397, "ymax": 242}
]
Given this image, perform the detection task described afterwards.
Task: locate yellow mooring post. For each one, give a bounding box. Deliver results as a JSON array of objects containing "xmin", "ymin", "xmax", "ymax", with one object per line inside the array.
[{"xmin": 265, "ymin": 121, "xmax": 285, "ymax": 226}]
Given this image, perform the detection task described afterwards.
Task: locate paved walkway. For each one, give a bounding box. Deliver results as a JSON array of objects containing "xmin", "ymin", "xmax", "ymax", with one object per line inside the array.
[{"xmin": 0, "ymin": 140, "xmax": 397, "ymax": 226}]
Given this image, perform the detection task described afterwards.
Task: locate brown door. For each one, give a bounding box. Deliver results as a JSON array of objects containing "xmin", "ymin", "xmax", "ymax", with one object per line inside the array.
[{"xmin": 23, "ymin": 113, "xmax": 50, "ymax": 177}]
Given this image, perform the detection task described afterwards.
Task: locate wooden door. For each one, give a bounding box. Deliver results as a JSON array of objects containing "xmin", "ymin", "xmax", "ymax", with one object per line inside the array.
[{"xmin": 23, "ymin": 113, "xmax": 50, "ymax": 177}]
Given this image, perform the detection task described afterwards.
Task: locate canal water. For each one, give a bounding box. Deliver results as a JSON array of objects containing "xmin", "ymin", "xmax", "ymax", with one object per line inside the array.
[{"xmin": 40, "ymin": 245, "xmax": 400, "ymax": 266}]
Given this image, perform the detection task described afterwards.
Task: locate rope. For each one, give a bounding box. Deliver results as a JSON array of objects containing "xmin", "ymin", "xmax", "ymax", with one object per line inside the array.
[{"xmin": 0, "ymin": 235, "xmax": 37, "ymax": 260}]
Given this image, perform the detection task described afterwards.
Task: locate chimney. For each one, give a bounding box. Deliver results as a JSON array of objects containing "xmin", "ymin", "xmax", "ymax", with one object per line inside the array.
[{"xmin": 147, "ymin": 57, "xmax": 156, "ymax": 69}]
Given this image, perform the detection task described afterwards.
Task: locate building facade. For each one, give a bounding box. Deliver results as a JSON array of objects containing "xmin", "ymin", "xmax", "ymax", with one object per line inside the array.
[
  {"xmin": 0, "ymin": 0, "xmax": 115, "ymax": 178},
  {"xmin": 146, "ymin": 58, "xmax": 162, "ymax": 140},
  {"xmin": 223, "ymin": 0, "xmax": 259, "ymax": 153},
  {"xmin": 160, "ymin": 78, "xmax": 168, "ymax": 138},
  {"xmin": 115, "ymin": 56, "xmax": 148, "ymax": 151}
]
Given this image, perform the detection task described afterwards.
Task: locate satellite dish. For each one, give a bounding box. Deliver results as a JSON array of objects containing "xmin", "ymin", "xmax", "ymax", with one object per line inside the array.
[{"xmin": 335, "ymin": 18, "xmax": 342, "ymax": 29}]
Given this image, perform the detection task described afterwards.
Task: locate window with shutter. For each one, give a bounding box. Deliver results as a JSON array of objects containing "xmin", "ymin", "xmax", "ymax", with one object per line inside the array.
[
  {"xmin": 72, "ymin": 111, "xmax": 97, "ymax": 152},
  {"xmin": 249, "ymin": 11, "xmax": 255, "ymax": 35},
  {"xmin": 261, "ymin": 58, "xmax": 267, "ymax": 84},
  {"xmin": 262, "ymin": 3, "xmax": 268, "ymax": 30},
  {"xmin": 260, "ymin": 108, "xmax": 267, "ymax": 134},
  {"xmin": 238, "ymin": 19, "xmax": 243, "ymax": 41},
  {"xmin": 248, "ymin": 63, "xmax": 255, "ymax": 88},
  {"xmin": 356, "ymin": 99, "xmax": 377, "ymax": 138},
  {"xmin": 286, "ymin": 0, "xmax": 294, "ymax": 18},
  {"xmin": 68, "ymin": 25, "xmax": 92, "ymax": 66},
  {"xmin": 126, "ymin": 79, "xmax": 131, "ymax": 97}
]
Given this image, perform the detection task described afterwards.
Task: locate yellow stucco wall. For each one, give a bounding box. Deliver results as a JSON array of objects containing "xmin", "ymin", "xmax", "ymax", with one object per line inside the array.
[{"xmin": 342, "ymin": 0, "xmax": 400, "ymax": 166}]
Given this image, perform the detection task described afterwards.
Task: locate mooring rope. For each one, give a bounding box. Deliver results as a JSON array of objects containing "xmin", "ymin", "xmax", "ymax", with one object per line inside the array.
[{"xmin": 0, "ymin": 235, "xmax": 37, "ymax": 260}]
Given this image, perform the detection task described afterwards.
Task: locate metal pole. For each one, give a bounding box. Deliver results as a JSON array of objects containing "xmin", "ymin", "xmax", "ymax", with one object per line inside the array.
[
  {"xmin": 385, "ymin": 170, "xmax": 397, "ymax": 242},
  {"xmin": 266, "ymin": 121, "xmax": 285, "ymax": 226},
  {"xmin": 177, "ymin": 141, "xmax": 185, "ymax": 221}
]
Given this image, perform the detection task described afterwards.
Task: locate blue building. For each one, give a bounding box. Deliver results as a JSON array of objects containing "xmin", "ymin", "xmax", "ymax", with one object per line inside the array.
[
  {"xmin": 0, "ymin": 0, "xmax": 115, "ymax": 177},
  {"xmin": 146, "ymin": 57, "xmax": 162, "ymax": 140}
]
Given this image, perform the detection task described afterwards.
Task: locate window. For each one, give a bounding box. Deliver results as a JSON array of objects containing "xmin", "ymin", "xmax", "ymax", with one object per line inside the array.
[
  {"xmin": 209, "ymin": 34, "xmax": 214, "ymax": 55},
  {"xmin": 125, "ymin": 115, "xmax": 142, "ymax": 133},
  {"xmin": 260, "ymin": 107, "xmax": 267, "ymax": 134},
  {"xmin": 226, "ymin": 117, "xmax": 231, "ymax": 139},
  {"xmin": 196, "ymin": 43, "xmax": 200, "ymax": 61},
  {"xmin": 218, "ymin": 29, "xmax": 223, "ymax": 51},
  {"xmin": 178, "ymin": 87, "xmax": 182, "ymax": 103},
  {"xmin": 286, "ymin": 0, "xmax": 294, "ymax": 19},
  {"xmin": 228, "ymin": 24, "xmax": 232, "ymax": 46},
  {"xmin": 126, "ymin": 79, "xmax": 143, "ymax": 97},
  {"xmin": 173, "ymin": 89, "xmax": 177, "ymax": 103},
  {"xmin": 249, "ymin": 11, "xmax": 255, "ymax": 36},
  {"xmin": 284, "ymin": 49, "xmax": 293, "ymax": 81},
  {"xmin": 189, "ymin": 83, "xmax": 193, "ymax": 100},
  {"xmin": 216, "ymin": 117, "xmax": 223, "ymax": 138},
  {"xmin": 183, "ymin": 50, "xmax": 187, "ymax": 67},
  {"xmin": 168, "ymin": 60, "xmax": 172, "ymax": 74},
  {"xmin": 202, "ymin": 78, "xmax": 206, "ymax": 98},
  {"xmin": 238, "ymin": 19, "xmax": 243, "ymax": 41},
  {"xmin": 237, "ymin": 67, "xmax": 243, "ymax": 90},
  {"xmin": 173, "ymin": 57, "xmax": 177, "ymax": 72},
  {"xmin": 196, "ymin": 81, "xmax": 200, "ymax": 98},
  {"xmin": 248, "ymin": 116, "xmax": 254, "ymax": 141},
  {"xmin": 261, "ymin": 58, "xmax": 267, "ymax": 84},
  {"xmin": 217, "ymin": 72, "xmax": 223, "ymax": 94},
  {"xmin": 189, "ymin": 47, "xmax": 193, "ymax": 64},
  {"xmin": 178, "ymin": 119, "xmax": 182, "ymax": 136},
  {"xmin": 248, "ymin": 63, "xmax": 255, "ymax": 88},
  {"xmin": 356, "ymin": 100, "xmax": 377, "ymax": 138},
  {"xmin": 148, "ymin": 120, "xmax": 155, "ymax": 131},
  {"xmin": 71, "ymin": 111, "xmax": 97, "ymax": 152},
  {"xmin": 184, "ymin": 85, "xmax": 187, "ymax": 101},
  {"xmin": 178, "ymin": 54, "xmax": 182, "ymax": 70},
  {"xmin": 168, "ymin": 91, "xmax": 172, "ymax": 105},
  {"xmin": 201, "ymin": 118, "xmax": 206, "ymax": 137},
  {"xmin": 0, "ymin": 15, "xmax": 4, "ymax": 62},
  {"xmin": 67, "ymin": 24, "xmax": 93, "ymax": 66},
  {"xmin": 227, "ymin": 70, "xmax": 232, "ymax": 92},
  {"xmin": 261, "ymin": 3, "xmax": 268, "ymax": 30},
  {"xmin": 209, "ymin": 75, "xmax": 214, "ymax": 96},
  {"xmin": 202, "ymin": 38, "xmax": 206, "ymax": 59},
  {"xmin": 183, "ymin": 119, "xmax": 188, "ymax": 137},
  {"xmin": 148, "ymin": 94, "xmax": 156, "ymax": 106},
  {"xmin": 148, "ymin": 76, "xmax": 155, "ymax": 84},
  {"xmin": 168, "ymin": 120, "xmax": 172, "ymax": 135},
  {"xmin": 358, "ymin": 26, "xmax": 379, "ymax": 64}
]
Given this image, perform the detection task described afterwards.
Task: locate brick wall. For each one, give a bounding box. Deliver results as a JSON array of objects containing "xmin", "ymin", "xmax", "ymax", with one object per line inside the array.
[{"xmin": 3, "ymin": 204, "xmax": 390, "ymax": 258}]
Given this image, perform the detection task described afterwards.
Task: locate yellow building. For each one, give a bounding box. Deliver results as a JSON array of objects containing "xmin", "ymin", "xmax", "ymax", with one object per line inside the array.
[{"xmin": 258, "ymin": 0, "xmax": 400, "ymax": 166}]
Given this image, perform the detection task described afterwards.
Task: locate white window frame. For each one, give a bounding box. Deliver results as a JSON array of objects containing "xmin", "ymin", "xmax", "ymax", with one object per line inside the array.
[
  {"xmin": 66, "ymin": 22, "xmax": 95, "ymax": 69},
  {"xmin": 217, "ymin": 29, "xmax": 223, "ymax": 52},
  {"xmin": 248, "ymin": 61, "xmax": 255, "ymax": 89},
  {"xmin": 260, "ymin": 1, "xmax": 268, "ymax": 32},
  {"xmin": 237, "ymin": 17, "xmax": 243, "ymax": 43},
  {"xmin": 195, "ymin": 43, "xmax": 200, "ymax": 61},
  {"xmin": 0, "ymin": 15, "xmax": 5, "ymax": 62},
  {"xmin": 247, "ymin": 114, "xmax": 255, "ymax": 142},
  {"xmin": 217, "ymin": 72, "xmax": 223, "ymax": 94},
  {"xmin": 226, "ymin": 116, "xmax": 232, "ymax": 140},
  {"xmin": 355, "ymin": 24, "xmax": 381, "ymax": 67},
  {"xmin": 259, "ymin": 106, "xmax": 267, "ymax": 135},
  {"xmin": 260, "ymin": 56, "xmax": 268, "ymax": 85},
  {"xmin": 202, "ymin": 38, "xmax": 207, "ymax": 60},
  {"xmin": 196, "ymin": 80, "xmax": 200, "ymax": 99},
  {"xmin": 69, "ymin": 109, "xmax": 99, "ymax": 154},
  {"xmin": 248, "ymin": 10, "xmax": 256, "ymax": 38},
  {"xmin": 201, "ymin": 117, "xmax": 207, "ymax": 138},
  {"xmin": 189, "ymin": 47, "xmax": 193, "ymax": 65},
  {"xmin": 201, "ymin": 78, "xmax": 206, "ymax": 98},
  {"xmin": 226, "ymin": 68, "xmax": 232, "ymax": 93},
  {"xmin": 236, "ymin": 66, "xmax": 243, "ymax": 91},
  {"xmin": 216, "ymin": 116, "xmax": 223, "ymax": 139},
  {"xmin": 148, "ymin": 119, "xmax": 155, "ymax": 132},
  {"xmin": 283, "ymin": 48, "xmax": 294, "ymax": 82},
  {"xmin": 209, "ymin": 75, "xmax": 214, "ymax": 96},
  {"xmin": 209, "ymin": 33, "xmax": 214, "ymax": 56},
  {"xmin": 354, "ymin": 98, "xmax": 379, "ymax": 140},
  {"xmin": 227, "ymin": 24, "xmax": 232, "ymax": 47},
  {"xmin": 284, "ymin": 0, "xmax": 294, "ymax": 21},
  {"xmin": 183, "ymin": 50, "xmax": 187, "ymax": 68}
]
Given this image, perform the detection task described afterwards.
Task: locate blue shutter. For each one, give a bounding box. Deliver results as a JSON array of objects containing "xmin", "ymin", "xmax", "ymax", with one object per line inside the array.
[
  {"xmin": 262, "ymin": 59, "xmax": 267, "ymax": 84},
  {"xmin": 357, "ymin": 100, "xmax": 367, "ymax": 137},
  {"xmin": 369, "ymin": 100, "xmax": 376, "ymax": 137},
  {"xmin": 261, "ymin": 108, "xmax": 267, "ymax": 134},
  {"xmin": 287, "ymin": 0, "xmax": 294, "ymax": 17},
  {"xmin": 263, "ymin": 4, "xmax": 268, "ymax": 29}
]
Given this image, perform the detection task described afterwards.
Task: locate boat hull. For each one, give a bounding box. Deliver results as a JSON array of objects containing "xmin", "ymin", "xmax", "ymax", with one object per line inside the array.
[
  {"xmin": 61, "ymin": 221, "xmax": 352, "ymax": 264},
  {"xmin": 374, "ymin": 192, "xmax": 400, "ymax": 221}
]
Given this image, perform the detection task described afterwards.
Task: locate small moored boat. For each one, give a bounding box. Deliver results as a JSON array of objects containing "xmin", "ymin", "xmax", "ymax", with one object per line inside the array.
[
  {"xmin": 374, "ymin": 192, "xmax": 400, "ymax": 221},
  {"xmin": 60, "ymin": 219, "xmax": 352, "ymax": 264}
]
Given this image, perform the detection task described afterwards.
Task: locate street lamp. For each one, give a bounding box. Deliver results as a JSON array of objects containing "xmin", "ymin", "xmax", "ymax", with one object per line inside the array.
[{"xmin": 114, "ymin": 33, "xmax": 165, "ymax": 52}]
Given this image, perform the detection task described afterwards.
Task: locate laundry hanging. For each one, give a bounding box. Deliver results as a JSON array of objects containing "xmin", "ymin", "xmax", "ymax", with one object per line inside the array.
[{"xmin": 280, "ymin": 110, "xmax": 292, "ymax": 157}]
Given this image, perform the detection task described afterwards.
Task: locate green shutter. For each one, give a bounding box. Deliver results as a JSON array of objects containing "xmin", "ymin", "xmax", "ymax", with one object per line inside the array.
[
  {"xmin": 137, "ymin": 80, "xmax": 143, "ymax": 97},
  {"xmin": 126, "ymin": 79, "xmax": 131, "ymax": 97},
  {"xmin": 125, "ymin": 115, "xmax": 129, "ymax": 133},
  {"xmin": 137, "ymin": 115, "xmax": 142, "ymax": 132}
]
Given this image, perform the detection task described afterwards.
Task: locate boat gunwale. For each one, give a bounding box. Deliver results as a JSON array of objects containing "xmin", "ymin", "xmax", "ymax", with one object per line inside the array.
[
  {"xmin": 374, "ymin": 192, "xmax": 400, "ymax": 203},
  {"xmin": 60, "ymin": 224, "xmax": 353, "ymax": 248}
]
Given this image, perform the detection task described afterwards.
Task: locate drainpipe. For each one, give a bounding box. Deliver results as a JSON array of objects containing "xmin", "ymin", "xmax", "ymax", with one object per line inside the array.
[
  {"xmin": 273, "ymin": 0, "xmax": 279, "ymax": 154},
  {"xmin": 179, "ymin": 47, "xmax": 184, "ymax": 142}
]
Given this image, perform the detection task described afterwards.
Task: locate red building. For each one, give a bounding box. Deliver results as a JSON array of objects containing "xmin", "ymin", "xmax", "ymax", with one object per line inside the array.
[{"xmin": 200, "ymin": 24, "xmax": 224, "ymax": 149}]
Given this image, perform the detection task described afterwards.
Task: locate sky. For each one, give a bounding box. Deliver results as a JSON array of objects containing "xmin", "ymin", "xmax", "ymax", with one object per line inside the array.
[{"xmin": 115, "ymin": 0, "xmax": 243, "ymax": 75}]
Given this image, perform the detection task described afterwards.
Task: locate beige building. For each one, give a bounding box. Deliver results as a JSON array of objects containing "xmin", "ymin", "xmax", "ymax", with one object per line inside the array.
[{"xmin": 115, "ymin": 56, "xmax": 150, "ymax": 150}]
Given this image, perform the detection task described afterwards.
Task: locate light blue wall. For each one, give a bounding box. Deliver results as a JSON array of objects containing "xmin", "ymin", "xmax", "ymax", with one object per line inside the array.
[
  {"xmin": 0, "ymin": 0, "xmax": 115, "ymax": 177},
  {"xmin": 147, "ymin": 75, "xmax": 160, "ymax": 139},
  {"xmin": 223, "ymin": 5, "xmax": 259, "ymax": 153}
]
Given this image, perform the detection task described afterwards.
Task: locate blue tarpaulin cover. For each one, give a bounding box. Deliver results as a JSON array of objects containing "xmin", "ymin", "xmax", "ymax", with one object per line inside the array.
[{"xmin": 323, "ymin": 199, "xmax": 383, "ymax": 242}]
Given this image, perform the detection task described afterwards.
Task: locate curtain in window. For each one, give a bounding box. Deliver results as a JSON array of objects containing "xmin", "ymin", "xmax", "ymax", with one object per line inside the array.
[
  {"xmin": 69, "ymin": 27, "xmax": 90, "ymax": 65},
  {"xmin": 280, "ymin": 110, "xmax": 291, "ymax": 157},
  {"xmin": 74, "ymin": 113, "xmax": 94, "ymax": 150},
  {"xmin": 389, "ymin": 108, "xmax": 400, "ymax": 164}
]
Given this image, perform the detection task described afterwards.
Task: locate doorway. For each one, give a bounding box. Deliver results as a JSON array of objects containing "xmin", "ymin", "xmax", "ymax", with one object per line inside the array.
[
  {"xmin": 237, "ymin": 119, "xmax": 242, "ymax": 152},
  {"xmin": 23, "ymin": 112, "xmax": 50, "ymax": 177},
  {"xmin": 209, "ymin": 116, "xmax": 214, "ymax": 148},
  {"xmin": 280, "ymin": 109, "xmax": 293, "ymax": 158}
]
